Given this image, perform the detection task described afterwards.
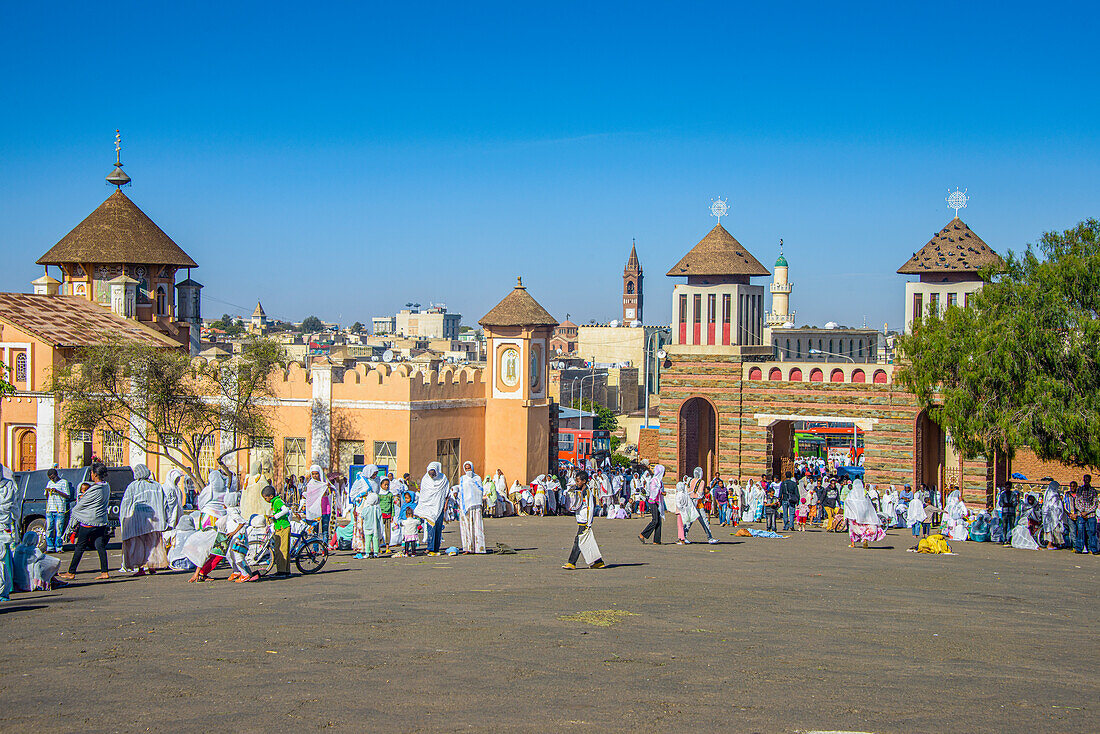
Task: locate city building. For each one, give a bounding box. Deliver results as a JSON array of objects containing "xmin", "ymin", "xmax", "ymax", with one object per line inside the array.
[
  {"xmin": 249, "ymin": 301, "xmax": 269, "ymax": 334},
  {"xmin": 768, "ymin": 325, "xmax": 881, "ymax": 363},
  {"xmin": 372, "ymin": 316, "xmax": 396, "ymax": 335},
  {"xmin": 623, "ymin": 240, "xmax": 643, "ymax": 325},
  {"xmin": 550, "ymin": 317, "xmax": 578, "ymax": 355},
  {"xmin": 394, "ymin": 304, "xmax": 461, "ymax": 339}
]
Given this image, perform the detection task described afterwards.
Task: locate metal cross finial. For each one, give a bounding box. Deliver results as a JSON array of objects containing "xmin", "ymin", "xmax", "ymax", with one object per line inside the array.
[
  {"xmin": 517, "ymin": 276, "xmax": 523, "ymax": 288},
  {"xmin": 114, "ymin": 129, "xmax": 122, "ymax": 165},
  {"xmin": 946, "ymin": 187, "xmax": 968, "ymax": 217},
  {"xmin": 709, "ymin": 197, "xmax": 729, "ymax": 224},
  {"xmin": 779, "ymin": 238, "xmax": 784, "ymax": 255}
]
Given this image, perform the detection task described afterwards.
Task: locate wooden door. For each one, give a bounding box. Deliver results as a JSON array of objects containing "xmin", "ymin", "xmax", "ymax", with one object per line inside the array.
[{"xmin": 18, "ymin": 430, "xmax": 37, "ymax": 471}]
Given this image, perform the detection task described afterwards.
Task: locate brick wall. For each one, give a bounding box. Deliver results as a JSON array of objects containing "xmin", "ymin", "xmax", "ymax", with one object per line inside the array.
[
  {"xmin": 637, "ymin": 427, "xmax": 659, "ymax": 464},
  {"xmin": 1010, "ymin": 448, "xmax": 1097, "ymax": 487}
]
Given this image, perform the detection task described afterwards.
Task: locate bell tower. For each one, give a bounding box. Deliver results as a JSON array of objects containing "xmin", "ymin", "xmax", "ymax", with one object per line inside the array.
[
  {"xmin": 480, "ymin": 277, "xmax": 558, "ymax": 485},
  {"xmin": 623, "ymin": 239, "xmax": 643, "ymax": 325}
]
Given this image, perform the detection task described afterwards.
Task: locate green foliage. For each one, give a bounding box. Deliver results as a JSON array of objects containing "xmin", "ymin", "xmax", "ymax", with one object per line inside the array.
[
  {"xmin": 350, "ymin": 321, "xmax": 364, "ymax": 333},
  {"xmin": 896, "ymin": 219, "xmax": 1100, "ymax": 467},
  {"xmin": 0, "ymin": 361, "xmax": 14, "ymax": 396},
  {"xmin": 210, "ymin": 312, "xmax": 245, "ymax": 336},
  {"xmin": 300, "ymin": 315, "xmax": 324, "ymax": 333},
  {"xmin": 570, "ymin": 398, "xmax": 619, "ymax": 433},
  {"xmin": 52, "ymin": 337, "xmax": 284, "ymax": 485}
]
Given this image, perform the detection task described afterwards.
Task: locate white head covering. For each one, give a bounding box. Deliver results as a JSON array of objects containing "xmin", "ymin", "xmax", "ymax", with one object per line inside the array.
[
  {"xmin": 459, "ymin": 462, "xmax": 483, "ymax": 513},
  {"xmin": 304, "ymin": 464, "xmax": 328, "ymax": 520},
  {"xmin": 415, "ymin": 461, "xmax": 450, "ymax": 522},
  {"xmin": 906, "ymin": 490, "xmax": 928, "ymax": 525},
  {"xmin": 842, "ymin": 479, "xmax": 880, "ymax": 526}
]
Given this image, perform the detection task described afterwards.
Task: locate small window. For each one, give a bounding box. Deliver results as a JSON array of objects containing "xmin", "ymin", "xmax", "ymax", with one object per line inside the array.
[
  {"xmin": 373, "ymin": 440, "xmax": 397, "ymax": 466},
  {"xmin": 913, "ymin": 293, "xmax": 923, "ymax": 319},
  {"xmin": 788, "ymin": 368, "xmax": 803, "ymax": 381},
  {"xmin": 693, "ymin": 294, "xmax": 702, "ymax": 324},
  {"xmin": 15, "ymin": 352, "xmax": 28, "ymax": 383},
  {"xmin": 101, "ymin": 430, "xmax": 125, "ymax": 467},
  {"xmin": 678, "ymin": 294, "xmax": 688, "ymax": 323},
  {"xmin": 626, "ymin": 281, "xmax": 635, "ymax": 294},
  {"xmin": 748, "ymin": 367, "xmax": 762, "ymax": 380},
  {"xmin": 769, "ymin": 367, "xmax": 783, "ymax": 381}
]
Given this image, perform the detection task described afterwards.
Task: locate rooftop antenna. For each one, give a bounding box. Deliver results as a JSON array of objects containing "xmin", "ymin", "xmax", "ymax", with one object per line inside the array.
[
  {"xmin": 106, "ymin": 129, "xmax": 131, "ymax": 188},
  {"xmin": 709, "ymin": 196, "xmax": 729, "ymax": 225},
  {"xmin": 946, "ymin": 187, "xmax": 968, "ymax": 217}
]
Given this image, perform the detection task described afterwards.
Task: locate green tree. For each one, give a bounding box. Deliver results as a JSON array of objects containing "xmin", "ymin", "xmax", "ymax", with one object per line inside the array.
[
  {"xmin": 210, "ymin": 313, "xmax": 245, "ymax": 336},
  {"xmin": 0, "ymin": 361, "xmax": 14, "ymax": 396},
  {"xmin": 300, "ymin": 315, "xmax": 324, "ymax": 333},
  {"xmin": 896, "ymin": 219, "xmax": 1100, "ymax": 468},
  {"xmin": 52, "ymin": 337, "xmax": 284, "ymax": 485},
  {"xmin": 350, "ymin": 321, "xmax": 364, "ymax": 333}
]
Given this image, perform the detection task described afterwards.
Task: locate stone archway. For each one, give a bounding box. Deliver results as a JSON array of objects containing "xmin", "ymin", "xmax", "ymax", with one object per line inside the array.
[
  {"xmin": 678, "ymin": 397, "xmax": 717, "ymax": 481},
  {"xmin": 914, "ymin": 410, "xmax": 944, "ymax": 492}
]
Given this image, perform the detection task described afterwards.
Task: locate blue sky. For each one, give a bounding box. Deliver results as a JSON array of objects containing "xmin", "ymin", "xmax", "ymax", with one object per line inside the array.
[{"xmin": 2, "ymin": 2, "xmax": 1097, "ymax": 330}]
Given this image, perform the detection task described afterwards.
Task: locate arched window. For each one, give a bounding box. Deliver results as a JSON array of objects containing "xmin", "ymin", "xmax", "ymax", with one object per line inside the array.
[
  {"xmin": 851, "ymin": 369, "xmax": 866, "ymax": 383},
  {"xmin": 785, "ymin": 339, "xmax": 790, "ymax": 359},
  {"xmin": 769, "ymin": 367, "xmax": 783, "ymax": 381},
  {"xmin": 788, "ymin": 367, "xmax": 803, "ymax": 381},
  {"xmin": 830, "ymin": 368, "xmax": 845, "ymax": 383},
  {"xmin": 626, "ymin": 281, "xmax": 635, "ymax": 294},
  {"xmin": 156, "ymin": 285, "xmax": 168, "ymax": 316},
  {"xmin": 858, "ymin": 340, "xmax": 864, "ymax": 358},
  {"xmin": 796, "ymin": 340, "xmax": 801, "ymax": 359},
  {"xmin": 809, "ymin": 368, "xmax": 823, "ymax": 382},
  {"xmin": 748, "ymin": 367, "xmax": 762, "ymax": 380},
  {"xmin": 873, "ymin": 369, "xmax": 888, "ymax": 384},
  {"xmin": 829, "ymin": 339, "xmax": 834, "ymax": 354},
  {"xmin": 15, "ymin": 352, "xmax": 27, "ymax": 383}
]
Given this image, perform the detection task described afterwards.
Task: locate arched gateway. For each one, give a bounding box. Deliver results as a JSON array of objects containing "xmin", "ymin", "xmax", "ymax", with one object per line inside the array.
[{"xmin": 678, "ymin": 397, "xmax": 717, "ymax": 481}]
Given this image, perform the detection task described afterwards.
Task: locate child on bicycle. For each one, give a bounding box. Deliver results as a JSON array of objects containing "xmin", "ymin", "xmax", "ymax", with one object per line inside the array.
[{"xmin": 263, "ymin": 484, "xmax": 291, "ymax": 577}]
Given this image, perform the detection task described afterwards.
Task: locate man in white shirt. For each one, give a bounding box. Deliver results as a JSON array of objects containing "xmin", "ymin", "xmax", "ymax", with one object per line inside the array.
[
  {"xmin": 45, "ymin": 468, "xmax": 72, "ymax": 553},
  {"xmin": 562, "ymin": 470, "xmax": 604, "ymax": 570}
]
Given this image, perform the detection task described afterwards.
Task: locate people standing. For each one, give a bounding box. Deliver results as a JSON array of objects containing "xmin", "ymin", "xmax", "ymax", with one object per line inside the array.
[
  {"xmin": 44, "ymin": 468, "xmax": 72, "ymax": 553},
  {"xmin": 458, "ymin": 461, "xmax": 486, "ymax": 554},
  {"xmin": 302, "ymin": 465, "xmax": 332, "ymax": 541},
  {"xmin": 779, "ymin": 472, "xmax": 799, "ymax": 532},
  {"xmin": 562, "ymin": 470, "xmax": 604, "ymax": 570},
  {"xmin": 415, "ymin": 462, "xmax": 450, "ymax": 555},
  {"xmin": 1070, "ymin": 475, "xmax": 1098, "ymax": 554},
  {"xmin": 638, "ymin": 464, "xmax": 665, "ymax": 544},
  {"xmin": 998, "ymin": 483, "xmax": 1019, "ymax": 546},
  {"xmin": 0, "ymin": 466, "xmax": 17, "ymax": 601},
  {"xmin": 119, "ymin": 464, "xmax": 179, "ymax": 576},
  {"xmin": 843, "ymin": 479, "xmax": 886, "ymax": 548},
  {"xmin": 1042, "ymin": 480, "xmax": 1065, "ymax": 550},
  {"xmin": 59, "ymin": 462, "xmax": 111, "ymax": 581}
]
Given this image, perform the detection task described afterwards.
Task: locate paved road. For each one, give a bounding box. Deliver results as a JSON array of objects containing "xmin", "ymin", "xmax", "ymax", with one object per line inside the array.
[{"xmin": 1, "ymin": 516, "xmax": 1096, "ymax": 733}]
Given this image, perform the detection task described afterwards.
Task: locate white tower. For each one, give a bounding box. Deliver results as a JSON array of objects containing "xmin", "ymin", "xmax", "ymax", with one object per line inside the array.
[{"xmin": 765, "ymin": 240, "xmax": 794, "ymax": 327}]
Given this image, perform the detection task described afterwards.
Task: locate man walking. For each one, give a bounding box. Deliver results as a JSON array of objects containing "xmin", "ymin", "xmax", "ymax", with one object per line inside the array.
[
  {"xmin": 779, "ymin": 472, "xmax": 799, "ymax": 532},
  {"xmin": 1070, "ymin": 475, "xmax": 1098, "ymax": 555},
  {"xmin": 638, "ymin": 465, "xmax": 665, "ymax": 544},
  {"xmin": 563, "ymin": 470, "xmax": 604, "ymax": 569}
]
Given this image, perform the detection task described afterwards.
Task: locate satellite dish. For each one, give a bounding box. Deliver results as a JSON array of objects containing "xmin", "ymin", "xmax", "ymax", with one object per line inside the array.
[
  {"xmin": 630, "ymin": 320, "xmax": 642, "ymax": 327},
  {"xmin": 609, "ymin": 320, "xmax": 620, "ymax": 328},
  {"xmin": 656, "ymin": 349, "xmax": 667, "ymax": 359},
  {"xmin": 382, "ymin": 350, "xmax": 394, "ymax": 363}
]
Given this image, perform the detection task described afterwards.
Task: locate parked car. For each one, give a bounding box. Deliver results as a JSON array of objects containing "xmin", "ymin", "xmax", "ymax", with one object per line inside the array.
[{"xmin": 11, "ymin": 466, "xmax": 135, "ymax": 551}]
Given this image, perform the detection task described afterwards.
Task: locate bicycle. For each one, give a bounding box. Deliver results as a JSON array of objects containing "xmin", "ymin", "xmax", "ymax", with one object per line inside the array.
[{"xmin": 250, "ymin": 520, "xmax": 329, "ymax": 576}]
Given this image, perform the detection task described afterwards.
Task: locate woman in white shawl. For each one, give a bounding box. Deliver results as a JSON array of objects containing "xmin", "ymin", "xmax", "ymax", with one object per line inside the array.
[
  {"xmin": 12, "ymin": 531, "xmax": 61, "ymax": 591},
  {"xmin": 348, "ymin": 466, "xmax": 376, "ymax": 553},
  {"xmin": 240, "ymin": 457, "xmax": 273, "ymax": 521},
  {"xmin": 674, "ymin": 480, "xmax": 700, "ymax": 544},
  {"xmin": 1010, "ymin": 506, "xmax": 1041, "ymax": 550},
  {"xmin": 880, "ymin": 485, "xmax": 898, "ymax": 527},
  {"xmin": 843, "ymin": 479, "xmax": 886, "ymax": 548},
  {"xmin": 1042, "ymin": 481, "xmax": 1065, "ymax": 549},
  {"xmin": 119, "ymin": 464, "xmax": 178, "ymax": 575},
  {"xmin": 744, "ymin": 480, "xmax": 765, "ymax": 523},
  {"xmin": 906, "ymin": 490, "xmax": 929, "ymax": 539},
  {"xmin": 458, "ymin": 461, "xmax": 486, "ymax": 554},
  {"xmin": 197, "ymin": 468, "xmax": 228, "ymax": 523},
  {"xmin": 166, "ymin": 513, "xmax": 200, "ymax": 570},
  {"xmin": 301, "ymin": 464, "xmax": 332, "ymax": 540},
  {"xmin": 415, "ymin": 462, "xmax": 450, "ymax": 554}
]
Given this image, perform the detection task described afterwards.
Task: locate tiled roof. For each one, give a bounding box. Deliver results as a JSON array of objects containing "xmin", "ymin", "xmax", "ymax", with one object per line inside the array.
[
  {"xmin": 666, "ymin": 224, "xmax": 770, "ymax": 277},
  {"xmin": 37, "ymin": 189, "xmax": 198, "ymax": 268},
  {"xmin": 0, "ymin": 294, "xmax": 181, "ymax": 348},
  {"xmin": 897, "ymin": 217, "xmax": 1003, "ymax": 274},
  {"xmin": 480, "ymin": 278, "xmax": 558, "ymax": 328}
]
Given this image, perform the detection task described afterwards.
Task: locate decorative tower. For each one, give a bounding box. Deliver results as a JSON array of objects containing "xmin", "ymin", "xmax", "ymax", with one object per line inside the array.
[
  {"xmin": 765, "ymin": 239, "xmax": 794, "ymax": 327},
  {"xmin": 480, "ymin": 277, "xmax": 558, "ymax": 484},
  {"xmin": 623, "ymin": 239, "xmax": 643, "ymax": 325}
]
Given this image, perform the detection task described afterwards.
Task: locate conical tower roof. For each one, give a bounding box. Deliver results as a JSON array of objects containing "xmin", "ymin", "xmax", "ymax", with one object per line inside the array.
[
  {"xmin": 37, "ymin": 189, "xmax": 198, "ymax": 268},
  {"xmin": 625, "ymin": 240, "xmax": 641, "ymax": 272},
  {"xmin": 252, "ymin": 301, "xmax": 266, "ymax": 317},
  {"xmin": 897, "ymin": 217, "xmax": 1002, "ymax": 275},
  {"xmin": 666, "ymin": 223, "xmax": 769, "ymax": 277},
  {"xmin": 480, "ymin": 277, "xmax": 558, "ymax": 328}
]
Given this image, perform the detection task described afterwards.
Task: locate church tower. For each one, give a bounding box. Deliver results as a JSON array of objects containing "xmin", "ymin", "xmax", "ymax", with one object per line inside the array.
[{"xmin": 623, "ymin": 239, "xmax": 643, "ymax": 325}]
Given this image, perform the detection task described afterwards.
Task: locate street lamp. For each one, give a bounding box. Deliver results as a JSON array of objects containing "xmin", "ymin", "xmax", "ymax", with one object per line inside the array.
[
  {"xmin": 808, "ymin": 348, "xmax": 855, "ymax": 363},
  {"xmin": 643, "ymin": 328, "xmax": 671, "ymax": 428},
  {"xmin": 578, "ymin": 372, "xmax": 607, "ymax": 429}
]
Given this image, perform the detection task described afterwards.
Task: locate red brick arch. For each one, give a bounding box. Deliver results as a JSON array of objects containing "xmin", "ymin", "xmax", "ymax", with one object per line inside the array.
[
  {"xmin": 788, "ymin": 367, "xmax": 803, "ymax": 381},
  {"xmin": 768, "ymin": 367, "xmax": 783, "ymax": 381},
  {"xmin": 809, "ymin": 368, "xmax": 823, "ymax": 382},
  {"xmin": 873, "ymin": 369, "xmax": 888, "ymax": 384},
  {"xmin": 851, "ymin": 369, "xmax": 866, "ymax": 383},
  {"xmin": 830, "ymin": 369, "xmax": 845, "ymax": 383}
]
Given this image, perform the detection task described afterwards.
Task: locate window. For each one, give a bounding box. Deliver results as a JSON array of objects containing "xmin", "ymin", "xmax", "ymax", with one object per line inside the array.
[
  {"xmin": 436, "ymin": 438, "xmax": 460, "ymax": 485},
  {"xmin": 195, "ymin": 434, "xmax": 217, "ymax": 479},
  {"xmin": 335, "ymin": 439, "xmax": 364, "ymax": 472},
  {"xmin": 626, "ymin": 281, "xmax": 634, "ymax": 294},
  {"xmin": 769, "ymin": 367, "xmax": 782, "ymax": 381},
  {"xmin": 372, "ymin": 440, "xmax": 397, "ymax": 467},
  {"xmin": 858, "ymin": 340, "xmax": 864, "ymax": 358},
  {"xmin": 785, "ymin": 339, "xmax": 790, "ymax": 359},
  {"xmin": 70, "ymin": 430, "xmax": 92, "ymax": 467},
  {"xmin": 693, "ymin": 294, "xmax": 701, "ymax": 324},
  {"xmin": 929, "ymin": 292, "xmax": 940, "ymax": 314},
  {"xmin": 788, "ymin": 368, "xmax": 803, "ymax": 381},
  {"xmin": 851, "ymin": 369, "xmax": 866, "ymax": 383},
  {"xmin": 101, "ymin": 430, "xmax": 125, "ymax": 467},
  {"xmin": 250, "ymin": 436, "xmax": 275, "ymax": 472},
  {"xmin": 964, "ymin": 292, "xmax": 971, "ymax": 309},
  {"xmin": 873, "ymin": 369, "xmax": 888, "ymax": 384},
  {"xmin": 830, "ymin": 369, "xmax": 845, "ymax": 383},
  {"xmin": 284, "ymin": 437, "xmax": 308, "ymax": 478},
  {"xmin": 707, "ymin": 294, "xmax": 716, "ymax": 323},
  {"xmin": 678, "ymin": 294, "xmax": 688, "ymax": 323},
  {"xmin": 748, "ymin": 367, "xmax": 762, "ymax": 380},
  {"xmin": 558, "ymin": 433, "xmax": 575, "ymax": 452},
  {"xmin": 15, "ymin": 352, "xmax": 27, "ymax": 383},
  {"xmin": 156, "ymin": 286, "xmax": 167, "ymax": 316},
  {"xmin": 913, "ymin": 293, "xmax": 923, "ymax": 319},
  {"xmin": 947, "ymin": 292, "xmax": 957, "ymax": 308}
]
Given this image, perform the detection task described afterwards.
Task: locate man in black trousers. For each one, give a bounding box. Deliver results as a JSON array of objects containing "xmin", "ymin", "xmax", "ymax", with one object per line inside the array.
[
  {"xmin": 779, "ymin": 472, "xmax": 800, "ymax": 532},
  {"xmin": 638, "ymin": 465, "xmax": 665, "ymax": 544}
]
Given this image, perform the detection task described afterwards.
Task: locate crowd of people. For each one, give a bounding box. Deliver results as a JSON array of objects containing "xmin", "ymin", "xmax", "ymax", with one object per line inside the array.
[{"xmin": 2, "ymin": 454, "xmax": 1097, "ymax": 601}]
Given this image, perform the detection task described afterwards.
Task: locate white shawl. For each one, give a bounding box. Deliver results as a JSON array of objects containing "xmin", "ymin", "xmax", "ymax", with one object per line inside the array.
[{"xmin": 415, "ymin": 461, "xmax": 450, "ymax": 524}]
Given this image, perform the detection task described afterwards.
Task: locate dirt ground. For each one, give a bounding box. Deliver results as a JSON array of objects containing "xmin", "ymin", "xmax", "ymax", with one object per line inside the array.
[{"xmin": 1, "ymin": 516, "xmax": 1096, "ymax": 733}]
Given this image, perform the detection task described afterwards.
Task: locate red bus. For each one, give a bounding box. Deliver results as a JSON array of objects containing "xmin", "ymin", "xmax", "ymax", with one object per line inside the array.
[{"xmin": 557, "ymin": 428, "xmax": 611, "ymax": 467}]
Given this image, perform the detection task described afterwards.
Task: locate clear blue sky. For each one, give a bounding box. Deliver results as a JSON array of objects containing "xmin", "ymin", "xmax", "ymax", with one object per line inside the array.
[{"xmin": 2, "ymin": 2, "xmax": 1097, "ymax": 330}]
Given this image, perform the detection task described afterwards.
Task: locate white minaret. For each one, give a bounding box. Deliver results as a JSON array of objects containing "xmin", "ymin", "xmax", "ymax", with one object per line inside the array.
[{"xmin": 766, "ymin": 239, "xmax": 794, "ymax": 327}]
